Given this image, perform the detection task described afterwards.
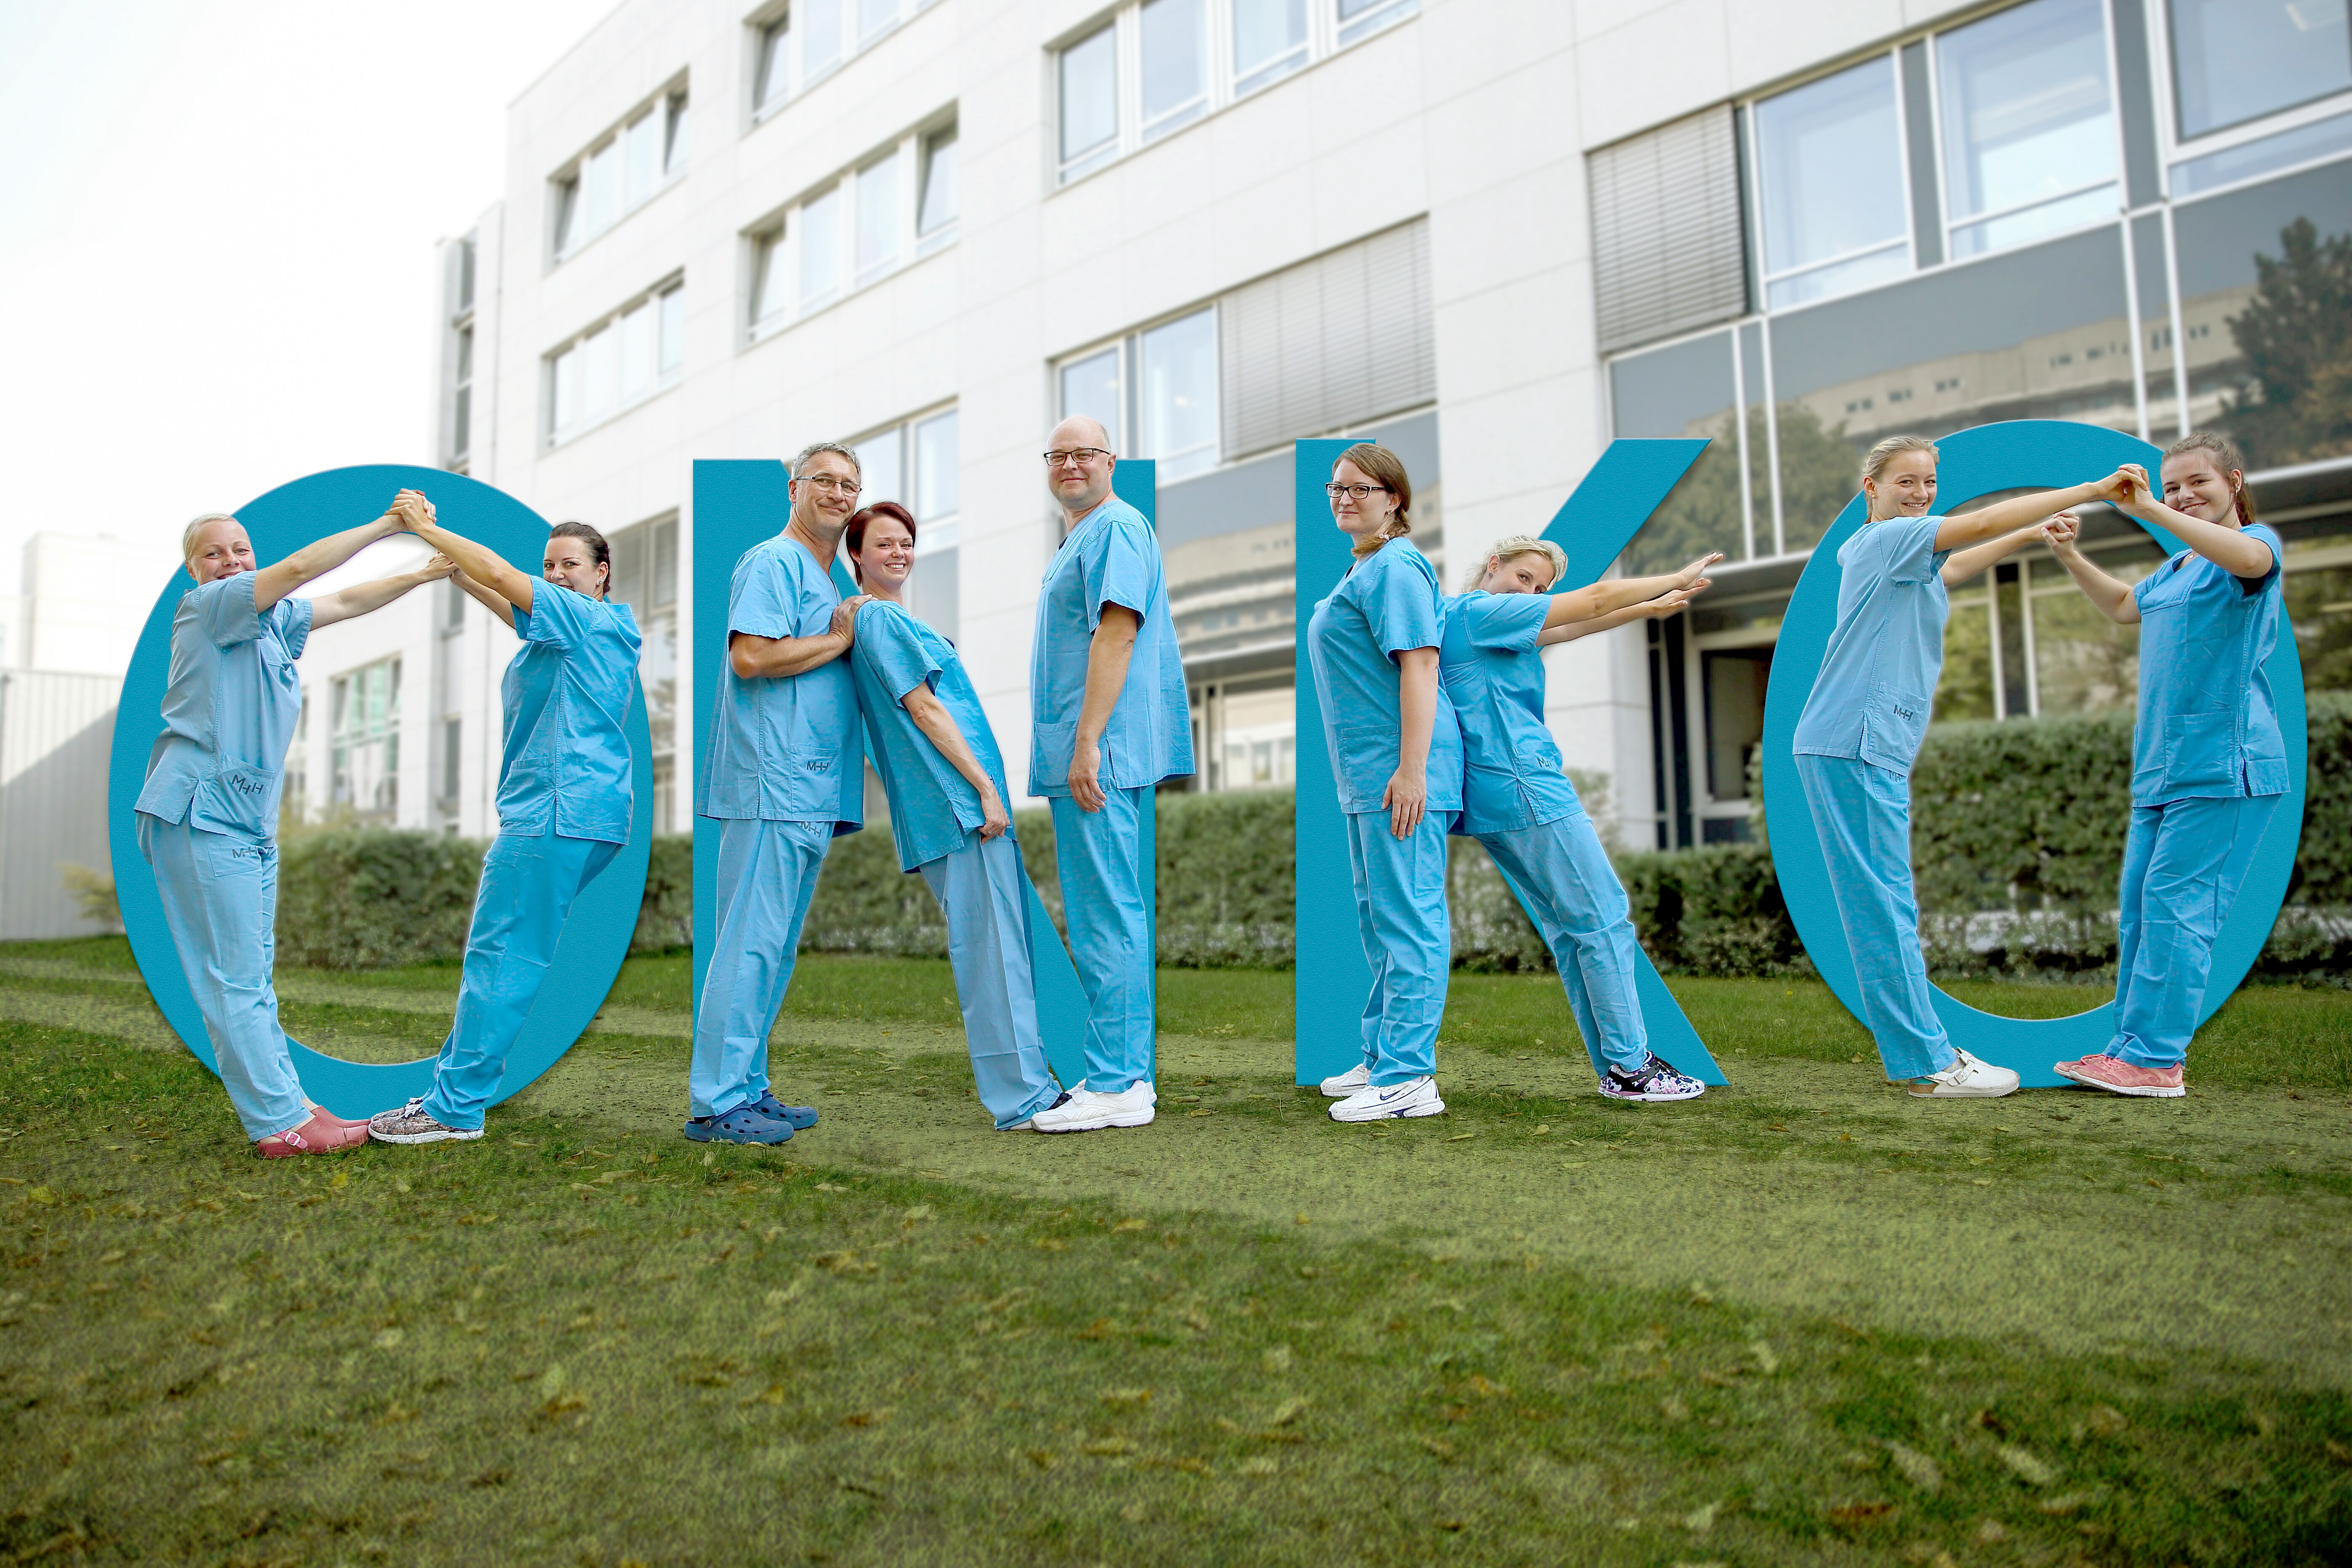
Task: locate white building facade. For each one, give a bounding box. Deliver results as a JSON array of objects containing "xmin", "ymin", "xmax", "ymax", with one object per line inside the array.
[{"xmin": 301, "ymin": 0, "xmax": 2349, "ymax": 848}]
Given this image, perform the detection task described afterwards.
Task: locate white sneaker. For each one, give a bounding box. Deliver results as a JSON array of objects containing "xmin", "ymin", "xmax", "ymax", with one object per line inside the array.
[
  {"xmin": 1329, "ymin": 1076, "xmax": 1445, "ymax": 1122},
  {"xmin": 1032, "ymin": 1082, "xmax": 1156, "ymax": 1133},
  {"xmin": 367, "ymin": 1097, "xmax": 483, "ymax": 1143},
  {"xmin": 1908, "ymin": 1050, "xmax": 2020, "ymax": 1099},
  {"xmin": 1318, "ymin": 1063, "xmax": 1371, "ymax": 1098}
]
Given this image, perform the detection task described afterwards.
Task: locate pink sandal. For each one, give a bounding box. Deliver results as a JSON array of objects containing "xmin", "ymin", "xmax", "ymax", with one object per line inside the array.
[{"xmin": 256, "ymin": 1112, "xmax": 370, "ymax": 1158}]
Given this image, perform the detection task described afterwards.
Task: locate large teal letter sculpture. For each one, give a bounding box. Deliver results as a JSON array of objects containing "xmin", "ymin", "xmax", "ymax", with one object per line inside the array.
[
  {"xmin": 1291, "ymin": 437, "xmax": 1729, "ymax": 1087},
  {"xmin": 110, "ymin": 464, "xmax": 655, "ymax": 1117},
  {"xmin": 1759, "ymin": 419, "xmax": 2308, "ymax": 1083},
  {"xmin": 688, "ymin": 461, "xmax": 1152, "ymax": 1088}
]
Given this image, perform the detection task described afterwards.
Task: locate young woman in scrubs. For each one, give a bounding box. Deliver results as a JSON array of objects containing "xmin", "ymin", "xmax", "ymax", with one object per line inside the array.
[
  {"xmin": 1437, "ymin": 535, "xmax": 1719, "ymax": 1102},
  {"xmin": 1308, "ymin": 444, "xmax": 1465, "ymax": 1122},
  {"xmin": 842, "ymin": 503, "xmax": 1068, "ymax": 1131},
  {"xmin": 1792, "ymin": 436, "xmax": 2136, "ymax": 1098},
  {"xmin": 136, "ymin": 504, "xmax": 454, "ymax": 1156},
  {"xmin": 2038, "ymin": 434, "xmax": 2286, "ymax": 1098},
  {"xmin": 366, "ymin": 496, "xmax": 641, "ymax": 1144}
]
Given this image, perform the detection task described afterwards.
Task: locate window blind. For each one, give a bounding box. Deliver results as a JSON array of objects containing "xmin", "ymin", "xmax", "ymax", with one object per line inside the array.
[{"xmin": 1589, "ymin": 107, "xmax": 1748, "ymax": 354}]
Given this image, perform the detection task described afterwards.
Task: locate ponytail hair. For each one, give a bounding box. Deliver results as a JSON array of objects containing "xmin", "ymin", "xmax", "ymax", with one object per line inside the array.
[
  {"xmin": 2162, "ymin": 431, "xmax": 2257, "ymax": 528},
  {"xmin": 1336, "ymin": 443, "xmax": 1413, "ymax": 560}
]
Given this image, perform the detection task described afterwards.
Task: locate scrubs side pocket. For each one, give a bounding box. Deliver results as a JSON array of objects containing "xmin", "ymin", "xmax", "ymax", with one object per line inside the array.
[
  {"xmin": 1028, "ymin": 720, "xmax": 1077, "ymax": 791},
  {"xmin": 2158, "ymin": 710, "xmax": 2240, "ymax": 798},
  {"xmin": 1858, "ymin": 683, "xmax": 1930, "ymax": 773},
  {"xmin": 1333, "ymin": 723, "xmax": 1398, "ymax": 815}
]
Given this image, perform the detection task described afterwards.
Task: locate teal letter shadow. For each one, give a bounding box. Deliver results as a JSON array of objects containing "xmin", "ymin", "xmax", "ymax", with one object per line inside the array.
[
  {"xmin": 109, "ymin": 464, "xmax": 654, "ymax": 1119},
  {"xmin": 1291, "ymin": 437, "xmax": 1728, "ymax": 1087},
  {"xmin": 1757, "ymin": 419, "xmax": 2308, "ymax": 1084}
]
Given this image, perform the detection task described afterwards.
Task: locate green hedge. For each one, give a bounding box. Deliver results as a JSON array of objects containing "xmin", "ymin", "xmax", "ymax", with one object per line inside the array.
[{"xmin": 276, "ymin": 829, "xmax": 485, "ymax": 970}]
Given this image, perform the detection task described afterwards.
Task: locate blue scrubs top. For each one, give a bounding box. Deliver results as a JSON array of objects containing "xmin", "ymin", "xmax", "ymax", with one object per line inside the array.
[
  {"xmin": 1026, "ymin": 496, "xmax": 1194, "ymax": 797},
  {"xmin": 1792, "ymin": 514, "xmax": 1952, "ymax": 777},
  {"xmin": 1439, "ymin": 591, "xmax": 1579, "ymax": 835},
  {"xmin": 698, "ymin": 533, "xmax": 863, "ymax": 833},
  {"xmin": 1307, "ymin": 540, "xmax": 1464, "ymax": 816},
  {"xmin": 2131, "ymin": 523, "xmax": 2288, "ymax": 805},
  {"xmin": 495, "ymin": 581, "xmax": 641, "ymax": 844},
  {"xmin": 135, "ymin": 571, "xmax": 314, "ymax": 839},
  {"xmin": 851, "ymin": 600, "xmax": 1014, "ymax": 873}
]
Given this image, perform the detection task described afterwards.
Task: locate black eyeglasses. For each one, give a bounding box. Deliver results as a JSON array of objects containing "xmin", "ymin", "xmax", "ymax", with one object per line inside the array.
[
  {"xmin": 1325, "ymin": 483, "xmax": 1393, "ymax": 500},
  {"xmin": 1043, "ymin": 448, "xmax": 1110, "ymax": 468}
]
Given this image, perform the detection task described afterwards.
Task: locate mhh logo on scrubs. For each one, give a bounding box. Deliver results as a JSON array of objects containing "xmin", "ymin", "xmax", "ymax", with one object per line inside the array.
[
  {"xmin": 1290, "ymin": 437, "xmax": 1731, "ymax": 1088},
  {"xmin": 687, "ymin": 460, "xmax": 1164, "ymax": 1088},
  {"xmin": 1759, "ymin": 419, "xmax": 2309, "ymax": 1085},
  {"xmin": 109, "ymin": 464, "xmax": 656, "ymax": 1118}
]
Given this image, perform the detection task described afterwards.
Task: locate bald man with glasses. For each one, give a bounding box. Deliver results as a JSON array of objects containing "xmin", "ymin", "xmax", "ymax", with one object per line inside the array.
[{"xmin": 1024, "ymin": 418, "xmax": 1193, "ymax": 1133}]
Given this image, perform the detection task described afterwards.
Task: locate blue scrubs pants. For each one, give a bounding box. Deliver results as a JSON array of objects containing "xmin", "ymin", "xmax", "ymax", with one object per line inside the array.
[
  {"xmin": 1048, "ymin": 787, "xmax": 1154, "ymax": 1094},
  {"xmin": 1795, "ymin": 754, "xmax": 1956, "ymax": 1081},
  {"xmin": 421, "ymin": 827, "xmax": 620, "ymax": 1129},
  {"xmin": 1344, "ymin": 807, "xmax": 1457, "ymax": 1086},
  {"xmin": 692, "ymin": 817, "xmax": 832, "ymax": 1119},
  {"xmin": 139, "ymin": 815, "xmax": 307, "ymax": 1141},
  {"xmin": 1478, "ymin": 812, "xmax": 1647, "ymax": 1077},
  {"xmin": 919, "ymin": 829, "xmax": 1064, "ymax": 1128},
  {"xmin": 2110, "ymin": 793, "xmax": 2279, "ymax": 1069}
]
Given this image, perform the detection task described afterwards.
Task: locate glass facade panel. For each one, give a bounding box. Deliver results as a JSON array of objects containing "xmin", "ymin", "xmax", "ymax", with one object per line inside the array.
[
  {"xmin": 917, "ymin": 128, "xmax": 957, "ymax": 237},
  {"xmin": 1608, "ymin": 330, "xmax": 1752, "ymax": 572},
  {"xmin": 1937, "ymin": 0, "xmax": 2117, "ymax": 258},
  {"xmin": 1061, "ymin": 26, "xmax": 1119, "ymax": 173},
  {"xmin": 802, "ymin": 0, "xmax": 845, "ymax": 76},
  {"xmin": 1139, "ymin": 309, "xmax": 1219, "ymax": 479},
  {"xmin": 798, "ymin": 186, "xmax": 841, "ymax": 309},
  {"xmin": 618, "ymin": 299, "xmax": 656, "ymax": 402},
  {"xmin": 757, "ymin": 20, "xmax": 790, "ymax": 110},
  {"xmin": 853, "ymin": 427, "xmax": 903, "ymax": 508},
  {"xmin": 2170, "ymin": 0, "xmax": 2352, "ymax": 139},
  {"xmin": 1753, "ymin": 57, "xmax": 1907, "ymax": 303},
  {"xmin": 582, "ymin": 141, "xmax": 619, "ymax": 240},
  {"xmin": 622, "ymin": 109, "xmax": 661, "ymax": 210},
  {"xmin": 1060, "ymin": 347, "xmax": 1123, "ymax": 448},
  {"xmin": 855, "ymin": 151, "xmax": 899, "ymax": 283},
  {"xmin": 2173, "ymin": 108, "xmax": 2352, "ymax": 192},
  {"xmin": 753, "ymin": 231, "xmax": 788, "ymax": 324},
  {"xmin": 1233, "ymin": 0, "xmax": 1308, "ymax": 94},
  {"xmin": 860, "ymin": 0, "xmax": 897, "ymax": 41},
  {"xmin": 1141, "ymin": 0, "xmax": 1208, "ymax": 136},
  {"xmin": 915, "ymin": 409, "xmax": 960, "ymax": 521},
  {"xmin": 2172, "ymin": 157, "xmax": 2352, "ymax": 466},
  {"xmin": 659, "ymin": 286, "xmax": 684, "ymax": 375}
]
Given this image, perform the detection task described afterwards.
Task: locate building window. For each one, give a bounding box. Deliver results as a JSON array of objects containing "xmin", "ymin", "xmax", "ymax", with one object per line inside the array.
[
  {"xmin": 1057, "ymin": 306, "xmax": 1221, "ymax": 480},
  {"xmin": 2169, "ymin": 0, "xmax": 2352, "ymax": 141},
  {"xmin": 1055, "ymin": 0, "xmax": 1415, "ymax": 185},
  {"xmin": 547, "ymin": 278, "xmax": 685, "ymax": 447},
  {"xmin": 440, "ymin": 717, "xmax": 462, "ymax": 807},
  {"xmin": 916, "ymin": 126, "xmax": 958, "ymax": 251},
  {"xmin": 1752, "ymin": 56, "xmax": 1908, "ymax": 308},
  {"xmin": 749, "ymin": 0, "xmax": 936, "ymax": 120},
  {"xmin": 552, "ymin": 85, "xmax": 689, "ymax": 261},
  {"xmin": 285, "ymin": 694, "xmax": 309, "ymax": 824},
  {"xmin": 451, "ymin": 326, "xmax": 473, "ymax": 465},
  {"xmin": 607, "ymin": 513, "xmax": 679, "ymax": 831},
  {"xmin": 330, "ymin": 657, "xmax": 400, "ymax": 821},
  {"xmin": 745, "ymin": 117, "xmax": 954, "ymax": 341},
  {"xmin": 849, "ymin": 407, "xmax": 961, "ymax": 640},
  {"xmin": 1936, "ymin": 0, "xmax": 2115, "ymax": 259}
]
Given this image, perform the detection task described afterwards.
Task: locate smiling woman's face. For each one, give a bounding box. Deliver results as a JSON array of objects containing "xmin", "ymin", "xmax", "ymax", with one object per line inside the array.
[
  {"xmin": 1862, "ymin": 451, "xmax": 1938, "ymax": 520},
  {"xmin": 856, "ymin": 515, "xmax": 917, "ymax": 593},
  {"xmin": 2161, "ymin": 450, "xmax": 2243, "ymax": 526},
  {"xmin": 544, "ymin": 535, "xmax": 609, "ymax": 599},
  {"xmin": 1480, "ymin": 551, "xmax": 1557, "ymax": 595},
  {"xmin": 187, "ymin": 519, "xmax": 256, "ymax": 585}
]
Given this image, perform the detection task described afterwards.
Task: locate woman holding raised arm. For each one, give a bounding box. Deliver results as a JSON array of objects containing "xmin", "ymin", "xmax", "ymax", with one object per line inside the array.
[
  {"xmin": 841, "ymin": 502, "xmax": 1068, "ymax": 1131},
  {"xmin": 1428, "ymin": 536, "xmax": 1718, "ymax": 1103},
  {"xmin": 1308, "ymin": 443, "xmax": 1465, "ymax": 1122},
  {"xmin": 137, "ymin": 504, "xmax": 453, "ymax": 1155},
  {"xmin": 2039, "ymin": 434, "xmax": 2286, "ymax": 1099},
  {"xmin": 368, "ymin": 493, "xmax": 643, "ymax": 1144},
  {"xmin": 1792, "ymin": 437, "xmax": 2136, "ymax": 1098}
]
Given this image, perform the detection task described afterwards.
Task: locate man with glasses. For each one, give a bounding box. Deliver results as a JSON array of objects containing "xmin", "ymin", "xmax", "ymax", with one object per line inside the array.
[
  {"xmin": 1025, "ymin": 417, "xmax": 1193, "ymax": 1133},
  {"xmin": 689, "ymin": 441, "xmax": 871, "ymax": 1144}
]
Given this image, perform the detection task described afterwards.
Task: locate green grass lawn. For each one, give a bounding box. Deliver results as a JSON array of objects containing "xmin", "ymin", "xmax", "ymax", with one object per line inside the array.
[{"xmin": 2, "ymin": 941, "xmax": 2348, "ymax": 1565}]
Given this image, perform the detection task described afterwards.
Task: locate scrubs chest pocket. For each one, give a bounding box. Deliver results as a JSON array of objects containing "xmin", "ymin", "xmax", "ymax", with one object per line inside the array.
[{"xmin": 1859, "ymin": 683, "xmax": 1929, "ymax": 771}]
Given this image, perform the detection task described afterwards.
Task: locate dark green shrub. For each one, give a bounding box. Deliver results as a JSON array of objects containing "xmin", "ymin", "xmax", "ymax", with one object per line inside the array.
[
  {"xmin": 277, "ymin": 828, "xmax": 483, "ymax": 970},
  {"xmin": 632, "ymin": 835, "xmax": 693, "ymax": 953},
  {"xmin": 800, "ymin": 821, "xmax": 949, "ymax": 958},
  {"xmin": 1616, "ymin": 842, "xmax": 1808, "ymax": 977}
]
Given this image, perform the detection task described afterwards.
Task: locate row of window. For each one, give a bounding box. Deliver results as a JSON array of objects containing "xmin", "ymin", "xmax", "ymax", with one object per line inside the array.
[
  {"xmin": 553, "ymin": 88, "xmax": 690, "ymax": 261},
  {"xmin": 753, "ymin": 0, "xmax": 942, "ymax": 117},
  {"xmin": 749, "ymin": 122, "xmax": 957, "ymax": 334},
  {"xmin": 1057, "ymin": 0, "xmax": 1416, "ymax": 182},
  {"xmin": 548, "ymin": 281, "xmax": 685, "ymax": 446}
]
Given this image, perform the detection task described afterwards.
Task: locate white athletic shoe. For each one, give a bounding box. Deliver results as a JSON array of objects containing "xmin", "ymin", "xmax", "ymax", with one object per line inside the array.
[
  {"xmin": 367, "ymin": 1097, "xmax": 483, "ymax": 1144},
  {"xmin": 1908, "ymin": 1050, "xmax": 2021, "ymax": 1099},
  {"xmin": 1329, "ymin": 1075, "xmax": 1445, "ymax": 1122},
  {"xmin": 1318, "ymin": 1063, "xmax": 1371, "ymax": 1098},
  {"xmin": 1032, "ymin": 1082, "xmax": 1157, "ymax": 1133}
]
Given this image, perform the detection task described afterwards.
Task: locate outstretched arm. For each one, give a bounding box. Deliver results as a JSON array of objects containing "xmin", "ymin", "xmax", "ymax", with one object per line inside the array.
[
  {"xmin": 1547, "ymin": 552, "xmax": 1722, "ymax": 629},
  {"xmin": 1932, "ymin": 468, "xmax": 2136, "ymax": 551},
  {"xmin": 902, "ymin": 684, "xmax": 1011, "ymax": 839},
  {"xmin": 1940, "ymin": 523, "xmax": 2046, "ymax": 588},
  {"xmin": 2039, "ymin": 512, "xmax": 2140, "ymax": 625},
  {"xmin": 451, "ymin": 568, "xmax": 517, "ymax": 626},
  {"xmin": 311, "ymin": 555, "xmax": 458, "ymax": 630},
  {"xmin": 1537, "ymin": 579, "xmax": 1710, "ymax": 645},
  {"xmin": 2113, "ymin": 463, "xmax": 2275, "ymax": 579},
  {"xmin": 390, "ymin": 491, "xmax": 540, "ymax": 613},
  {"xmin": 249, "ymin": 507, "xmax": 404, "ymax": 612}
]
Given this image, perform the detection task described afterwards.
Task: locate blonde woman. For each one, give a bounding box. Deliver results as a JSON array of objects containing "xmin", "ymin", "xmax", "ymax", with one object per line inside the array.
[
  {"xmin": 1442, "ymin": 536, "xmax": 1719, "ymax": 1100},
  {"xmin": 1791, "ymin": 436, "xmax": 2136, "ymax": 1097},
  {"xmin": 2039, "ymin": 433, "xmax": 2286, "ymax": 1098},
  {"xmin": 1307, "ymin": 443, "xmax": 1464, "ymax": 1121}
]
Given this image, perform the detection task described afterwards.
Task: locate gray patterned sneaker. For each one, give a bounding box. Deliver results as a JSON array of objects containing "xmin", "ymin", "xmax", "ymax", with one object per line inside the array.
[
  {"xmin": 368, "ymin": 1098, "xmax": 483, "ymax": 1144},
  {"xmin": 1598, "ymin": 1056, "xmax": 1706, "ymax": 1102}
]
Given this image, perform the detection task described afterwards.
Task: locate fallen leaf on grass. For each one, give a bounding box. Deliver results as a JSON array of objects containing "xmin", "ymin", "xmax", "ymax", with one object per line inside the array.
[
  {"xmin": 1024, "ymin": 1449, "xmax": 1057, "ymax": 1469},
  {"xmin": 1884, "ymin": 1442, "xmax": 1942, "ymax": 1493},
  {"xmin": 840, "ymin": 1408, "xmax": 894, "ymax": 1427},
  {"xmin": 2325, "ymin": 1439, "xmax": 2352, "ymax": 1466},
  {"xmin": 1101, "ymin": 1388, "xmax": 1152, "ymax": 1407},
  {"xmin": 467, "ymin": 1467, "xmax": 511, "ymax": 1488},
  {"xmin": 1261, "ymin": 1346, "xmax": 1293, "ymax": 1373},
  {"xmin": 2088, "ymin": 1404, "xmax": 2128, "ymax": 1437},
  {"xmin": 1109, "ymin": 1218, "xmax": 1146, "ymax": 1233},
  {"xmin": 1268, "ymin": 1397, "xmax": 1309, "ymax": 1426},
  {"xmin": 1187, "ymin": 1107, "xmax": 1214, "ymax": 1117},
  {"xmin": 1448, "ymin": 1133, "xmax": 1475, "ymax": 1142},
  {"xmin": 1420, "ymin": 1436, "xmax": 1454, "ymax": 1459},
  {"xmin": 813, "ymin": 1251, "xmax": 878, "ymax": 1274},
  {"xmin": 1469, "ymin": 1374, "xmax": 1510, "ymax": 1399},
  {"xmin": 373, "ymin": 1328, "xmax": 405, "ymax": 1350},
  {"xmin": 194, "ymin": 1448, "xmax": 237, "ymax": 1467},
  {"xmin": 1997, "ymin": 1445, "xmax": 2057, "ymax": 1486},
  {"xmin": 29, "ymin": 1187, "xmax": 58, "ymax": 1205},
  {"xmin": 741, "ymin": 1384, "xmax": 789, "ymax": 1406},
  {"xmin": 1826, "ymin": 1501, "xmax": 1897, "ymax": 1528},
  {"xmin": 1748, "ymin": 1340, "xmax": 1780, "ymax": 1375},
  {"xmin": 1237, "ymin": 1456, "xmax": 1277, "ymax": 1475},
  {"xmin": 2037, "ymin": 1491, "xmax": 2099, "ymax": 1516},
  {"xmin": 1975, "ymin": 1518, "xmax": 2010, "ymax": 1544}
]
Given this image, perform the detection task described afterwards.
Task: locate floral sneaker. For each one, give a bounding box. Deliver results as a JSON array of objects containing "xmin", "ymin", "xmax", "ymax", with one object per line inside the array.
[
  {"xmin": 368, "ymin": 1098, "xmax": 483, "ymax": 1144},
  {"xmin": 2053, "ymin": 1053, "xmax": 2184, "ymax": 1099},
  {"xmin": 1598, "ymin": 1055, "xmax": 1706, "ymax": 1102}
]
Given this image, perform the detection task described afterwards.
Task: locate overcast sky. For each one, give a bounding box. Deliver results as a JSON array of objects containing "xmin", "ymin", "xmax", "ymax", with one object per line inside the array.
[{"xmin": 0, "ymin": 0, "xmax": 618, "ymax": 600}]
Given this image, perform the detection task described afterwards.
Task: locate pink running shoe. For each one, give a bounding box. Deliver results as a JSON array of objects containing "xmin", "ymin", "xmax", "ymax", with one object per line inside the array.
[
  {"xmin": 255, "ymin": 1113, "xmax": 371, "ymax": 1157},
  {"xmin": 2053, "ymin": 1053, "xmax": 2184, "ymax": 1098}
]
